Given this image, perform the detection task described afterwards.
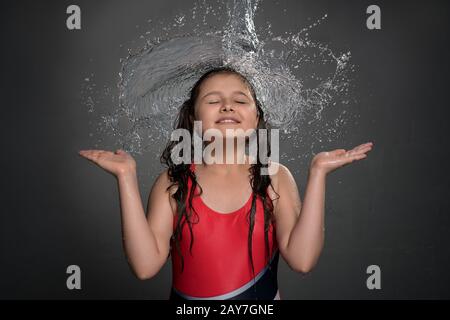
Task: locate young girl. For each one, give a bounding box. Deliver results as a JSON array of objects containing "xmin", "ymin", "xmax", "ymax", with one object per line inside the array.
[{"xmin": 79, "ymin": 67, "xmax": 373, "ymax": 300}]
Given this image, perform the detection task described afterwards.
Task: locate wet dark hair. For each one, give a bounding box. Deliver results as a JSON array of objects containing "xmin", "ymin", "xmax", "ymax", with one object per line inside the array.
[{"xmin": 160, "ymin": 66, "xmax": 279, "ymax": 278}]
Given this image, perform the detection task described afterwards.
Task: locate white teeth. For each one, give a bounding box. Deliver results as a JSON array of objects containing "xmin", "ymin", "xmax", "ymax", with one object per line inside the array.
[{"xmin": 218, "ymin": 119, "xmax": 237, "ymax": 123}]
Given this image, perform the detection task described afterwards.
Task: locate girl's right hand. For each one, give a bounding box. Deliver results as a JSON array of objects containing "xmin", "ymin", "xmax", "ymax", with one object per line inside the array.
[{"xmin": 78, "ymin": 149, "xmax": 137, "ymax": 177}]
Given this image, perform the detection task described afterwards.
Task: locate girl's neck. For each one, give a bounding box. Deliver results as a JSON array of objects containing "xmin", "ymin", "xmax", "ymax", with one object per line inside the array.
[{"xmin": 200, "ymin": 140, "xmax": 252, "ymax": 175}]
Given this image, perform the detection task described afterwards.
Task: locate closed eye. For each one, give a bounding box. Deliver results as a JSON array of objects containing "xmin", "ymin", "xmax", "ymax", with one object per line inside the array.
[
  {"xmin": 208, "ymin": 101, "xmax": 220, "ymax": 104},
  {"xmin": 236, "ymin": 101, "xmax": 247, "ymax": 104}
]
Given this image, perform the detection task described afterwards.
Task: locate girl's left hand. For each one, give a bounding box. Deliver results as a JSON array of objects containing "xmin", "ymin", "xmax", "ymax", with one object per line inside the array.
[{"xmin": 310, "ymin": 142, "xmax": 374, "ymax": 175}]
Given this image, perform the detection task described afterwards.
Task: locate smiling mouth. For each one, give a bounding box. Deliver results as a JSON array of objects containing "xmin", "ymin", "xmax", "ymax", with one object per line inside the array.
[{"xmin": 216, "ymin": 118, "xmax": 241, "ymax": 124}]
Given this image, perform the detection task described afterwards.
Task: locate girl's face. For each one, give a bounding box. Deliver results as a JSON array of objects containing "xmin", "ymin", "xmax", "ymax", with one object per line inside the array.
[{"xmin": 193, "ymin": 73, "xmax": 259, "ymax": 137}]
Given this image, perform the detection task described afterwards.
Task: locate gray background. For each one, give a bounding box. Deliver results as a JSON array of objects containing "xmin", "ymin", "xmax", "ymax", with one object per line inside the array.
[{"xmin": 1, "ymin": 0, "xmax": 449, "ymax": 299}]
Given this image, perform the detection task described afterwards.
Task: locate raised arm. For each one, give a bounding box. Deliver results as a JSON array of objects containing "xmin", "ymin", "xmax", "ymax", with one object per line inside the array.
[
  {"xmin": 79, "ymin": 149, "xmax": 175, "ymax": 280},
  {"xmin": 270, "ymin": 142, "xmax": 373, "ymax": 274}
]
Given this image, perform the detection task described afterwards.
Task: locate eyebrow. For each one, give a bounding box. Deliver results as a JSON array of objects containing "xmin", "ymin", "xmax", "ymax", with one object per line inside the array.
[{"xmin": 201, "ymin": 91, "xmax": 250, "ymax": 100}]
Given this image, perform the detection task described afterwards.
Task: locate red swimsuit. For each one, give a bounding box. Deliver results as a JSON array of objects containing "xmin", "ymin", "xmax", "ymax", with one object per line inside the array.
[{"xmin": 170, "ymin": 163, "xmax": 279, "ymax": 300}]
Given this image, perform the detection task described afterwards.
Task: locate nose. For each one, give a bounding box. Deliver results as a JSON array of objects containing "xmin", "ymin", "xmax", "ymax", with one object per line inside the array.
[{"xmin": 220, "ymin": 99, "xmax": 234, "ymax": 112}]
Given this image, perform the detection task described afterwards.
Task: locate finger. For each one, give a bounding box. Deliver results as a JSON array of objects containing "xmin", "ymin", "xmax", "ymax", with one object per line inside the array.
[
  {"xmin": 359, "ymin": 142, "xmax": 373, "ymax": 149},
  {"xmin": 348, "ymin": 144, "xmax": 373, "ymax": 156},
  {"xmin": 96, "ymin": 150, "xmax": 115, "ymax": 159},
  {"xmin": 357, "ymin": 142, "xmax": 373, "ymax": 147},
  {"xmin": 356, "ymin": 142, "xmax": 373, "ymax": 147},
  {"xmin": 347, "ymin": 154, "xmax": 367, "ymax": 164},
  {"xmin": 353, "ymin": 142, "xmax": 374, "ymax": 153},
  {"xmin": 79, "ymin": 151, "xmax": 99, "ymax": 162},
  {"xmin": 341, "ymin": 153, "xmax": 367, "ymax": 166},
  {"xmin": 354, "ymin": 153, "xmax": 367, "ymax": 160},
  {"xmin": 343, "ymin": 152, "xmax": 353, "ymax": 160},
  {"xmin": 80, "ymin": 149, "xmax": 106, "ymax": 154},
  {"xmin": 332, "ymin": 149, "xmax": 346, "ymax": 156},
  {"xmin": 355, "ymin": 145, "xmax": 373, "ymax": 155},
  {"xmin": 79, "ymin": 150, "xmax": 93, "ymax": 155},
  {"xmin": 79, "ymin": 150, "xmax": 96, "ymax": 157},
  {"xmin": 80, "ymin": 150, "xmax": 107, "ymax": 162}
]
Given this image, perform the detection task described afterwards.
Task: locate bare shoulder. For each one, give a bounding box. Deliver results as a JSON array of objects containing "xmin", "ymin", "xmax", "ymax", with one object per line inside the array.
[
  {"xmin": 148, "ymin": 168, "xmax": 179, "ymax": 216},
  {"xmin": 267, "ymin": 160, "xmax": 296, "ymax": 185},
  {"xmin": 153, "ymin": 168, "xmax": 178, "ymax": 194},
  {"xmin": 266, "ymin": 161, "xmax": 297, "ymax": 201}
]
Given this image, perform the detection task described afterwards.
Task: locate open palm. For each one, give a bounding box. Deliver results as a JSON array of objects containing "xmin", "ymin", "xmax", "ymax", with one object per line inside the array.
[
  {"xmin": 78, "ymin": 149, "xmax": 136, "ymax": 177},
  {"xmin": 311, "ymin": 142, "xmax": 373, "ymax": 175}
]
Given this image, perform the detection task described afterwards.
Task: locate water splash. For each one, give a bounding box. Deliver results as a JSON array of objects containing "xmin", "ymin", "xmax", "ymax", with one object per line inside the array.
[{"xmin": 82, "ymin": 0, "xmax": 357, "ymax": 176}]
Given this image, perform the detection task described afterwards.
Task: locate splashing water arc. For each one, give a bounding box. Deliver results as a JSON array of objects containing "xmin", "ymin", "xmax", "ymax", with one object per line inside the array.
[{"xmin": 89, "ymin": 0, "xmax": 355, "ymax": 163}]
